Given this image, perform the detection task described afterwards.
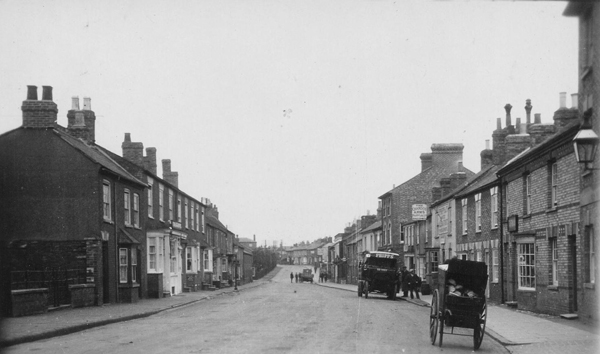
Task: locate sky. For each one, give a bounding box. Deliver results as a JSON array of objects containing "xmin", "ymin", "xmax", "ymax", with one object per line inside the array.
[{"xmin": 0, "ymin": 0, "xmax": 579, "ymax": 247}]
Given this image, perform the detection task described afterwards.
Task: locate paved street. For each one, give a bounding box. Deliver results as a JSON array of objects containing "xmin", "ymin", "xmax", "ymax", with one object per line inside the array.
[{"xmin": 3, "ymin": 265, "xmax": 508, "ymax": 354}]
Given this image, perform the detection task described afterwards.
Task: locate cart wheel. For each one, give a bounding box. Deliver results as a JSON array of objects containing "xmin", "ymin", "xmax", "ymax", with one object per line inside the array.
[
  {"xmin": 439, "ymin": 309, "xmax": 446, "ymax": 347},
  {"xmin": 429, "ymin": 289, "xmax": 439, "ymax": 345},
  {"xmin": 364, "ymin": 281, "xmax": 369, "ymax": 299},
  {"xmin": 358, "ymin": 281, "xmax": 363, "ymax": 297},
  {"xmin": 473, "ymin": 298, "xmax": 487, "ymax": 350}
]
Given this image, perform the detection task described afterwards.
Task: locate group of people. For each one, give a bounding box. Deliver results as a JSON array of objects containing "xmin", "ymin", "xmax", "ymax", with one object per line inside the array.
[
  {"xmin": 318, "ymin": 271, "xmax": 327, "ymax": 282},
  {"xmin": 290, "ymin": 272, "xmax": 300, "ymax": 283},
  {"xmin": 400, "ymin": 266, "xmax": 422, "ymax": 299}
]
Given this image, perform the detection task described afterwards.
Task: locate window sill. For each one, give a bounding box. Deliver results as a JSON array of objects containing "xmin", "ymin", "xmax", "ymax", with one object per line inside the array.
[
  {"xmin": 584, "ymin": 283, "xmax": 595, "ymax": 289},
  {"xmin": 148, "ymin": 216, "xmax": 154, "ymax": 219},
  {"xmin": 118, "ymin": 283, "xmax": 140, "ymax": 288},
  {"xmin": 517, "ymin": 288, "xmax": 536, "ymax": 292},
  {"xmin": 103, "ymin": 219, "xmax": 114, "ymax": 225},
  {"xmin": 548, "ymin": 285, "xmax": 559, "ymax": 291},
  {"xmin": 522, "ymin": 214, "xmax": 531, "ymax": 219}
]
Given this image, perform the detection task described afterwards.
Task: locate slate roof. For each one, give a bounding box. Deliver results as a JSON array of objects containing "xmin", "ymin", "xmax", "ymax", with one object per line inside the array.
[{"xmin": 55, "ymin": 128, "xmax": 146, "ymax": 187}]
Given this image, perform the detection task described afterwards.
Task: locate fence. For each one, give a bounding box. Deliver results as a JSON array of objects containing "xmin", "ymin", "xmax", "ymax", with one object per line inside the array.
[{"xmin": 10, "ymin": 269, "xmax": 87, "ymax": 308}]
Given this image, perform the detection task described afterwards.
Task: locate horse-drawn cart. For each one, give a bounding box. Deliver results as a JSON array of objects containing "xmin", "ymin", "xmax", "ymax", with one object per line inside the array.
[{"xmin": 429, "ymin": 259, "xmax": 488, "ymax": 350}]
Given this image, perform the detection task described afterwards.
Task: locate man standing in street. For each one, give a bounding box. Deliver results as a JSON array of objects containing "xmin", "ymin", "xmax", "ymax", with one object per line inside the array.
[
  {"xmin": 400, "ymin": 266, "xmax": 409, "ymax": 297},
  {"xmin": 290, "ymin": 272, "xmax": 294, "ymax": 283}
]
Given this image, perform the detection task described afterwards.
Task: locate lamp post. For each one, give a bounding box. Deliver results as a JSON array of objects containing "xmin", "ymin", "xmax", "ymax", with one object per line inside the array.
[
  {"xmin": 573, "ymin": 109, "xmax": 599, "ymax": 171},
  {"xmin": 233, "ymin": 244, "xmax": 239, "ymax": 291}
]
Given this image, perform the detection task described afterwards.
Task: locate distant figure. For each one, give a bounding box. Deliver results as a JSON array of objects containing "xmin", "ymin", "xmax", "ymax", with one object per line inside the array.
[
  {"xmin": 324, "ymin": 273, "xmax": 328, "ymax": 282},
  {"xmin": 290, "ymin": 272, "xmax": 294, "ymax": 283},
  {"xmin": 319, "ymin": 272, "xmax": 323, "ymax": 283},
  {"xmin": 400, "ymin": 266, "xmax": 409, "ymax": 297},
  {"xmin": 295, "ymin": 273, "xmax": 299, "ymax": 283},
  {"xmin": 408, "ymin": 269, "xmax": 421, "ymax": 299}
]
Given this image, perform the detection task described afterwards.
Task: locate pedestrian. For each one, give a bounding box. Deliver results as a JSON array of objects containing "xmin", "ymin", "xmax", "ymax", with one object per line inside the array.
[
  {"xmin": 408, "ymin": 269, "xmax": 421, "ymax": 299},
  {"xmin": 400, "ymin": 266, "xmax": 409, "ymax": 297},
  {"xmin": 324, "ymin": 273, "xmax": 328, "ymax": 282},
  {"xmin": 295, "ymin": 273, "xmax": 298, "ymax": 283},
  {"xmin": 319, "ymin": 272, "xmax": 323, "ymax": 283},
  {"xmin": 290, "ymin": 272, "xmax": 294, "ymax": 283}
]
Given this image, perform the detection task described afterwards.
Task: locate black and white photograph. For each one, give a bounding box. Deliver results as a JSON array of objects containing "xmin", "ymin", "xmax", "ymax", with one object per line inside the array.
[{"xmin": 0, "ymin": 0, "xmax": 598, "ymax": 353}]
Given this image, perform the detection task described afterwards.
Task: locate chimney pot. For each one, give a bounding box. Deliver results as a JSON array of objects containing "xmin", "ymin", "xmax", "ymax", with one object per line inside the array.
[
  {"xmin": 124, "ymin": 133, "xmax": 131, "ymax": 142},
  {"xmin": 516, "ymin": 118, "xmax": 521, "ymax": 133},
  {"xmin": 571, "ymin": 93, "xmax": 578, "ymax": 109},
  {"xmin": 26, "ymin": 85, "xmax": 38, "ymax": 100},
  {"xmin": 485, "ymin": 139, "xmax": 490, "ymax": 150},
  {"xmin": 83, "ymin": 97, "xmax": 91, "ymax": 110},
  {"xmin": 41, "ymin": 86, "xmax": 53, "ymax": 101},
  {"xmin": 496, "ymin": 117, "xmax": 502, "ymax": 130},
  {"xmin": 71, "ymin": 96, "xmax": 80, "ymax": 110},
  {"xmin": 534, "ymin": 113, "xmax": 541, "ymax": 124},
  {"xmin": 458, "ymin": 161, "xmax": 463, "ymax": 172},
  {"xmin": 559, "ymin": 92, "xmax": 567, "ymax": 108},
  {"xmin": 525, "ymin": 99, "xmax": 532, "ymax": 124},
  {"xmin": 504, "ymin": 104, "xmax": 512, "ymax": 127}
]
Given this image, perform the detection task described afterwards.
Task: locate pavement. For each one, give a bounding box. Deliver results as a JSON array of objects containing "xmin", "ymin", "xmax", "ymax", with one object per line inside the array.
[{"xmin": 0, "ymin": 267, "xmax": 598, "ymax": 353}]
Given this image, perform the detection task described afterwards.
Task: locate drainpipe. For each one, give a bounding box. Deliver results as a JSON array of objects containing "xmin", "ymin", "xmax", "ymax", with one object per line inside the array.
[
  {"xmin": 498, "ymin": 180, "xmax": 505, "ymax": 304},
  {"xmin": 113, "ymin": 178, "xmax": 120, "ymax": 304}
]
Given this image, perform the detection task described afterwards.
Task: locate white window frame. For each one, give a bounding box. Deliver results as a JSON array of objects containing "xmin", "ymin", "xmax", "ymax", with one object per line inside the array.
[
  {"xmin": 168, "ymin": 189, "xmax": 174, "ymax": 221},
  {"xmin": 491, "ymin": 187, "xmax": 498, "ymax": 229},
  {"xmin": 133, "ymin": 193, "xmax": 140, "ymax": 227},
  {"xmin": 551, "ymin": 238, "xmax": 558, "ymax": 286},
  {"xmin": 517, "ymin": 241, "xmax": 536, "ymax": 290},
  {"xmin": 195, "ymin": 206, "xmax": 200, "ymax": 232},
  {"xmin": 103, "ymin": 180, "xmax": 112, "ymax": 221},
  {"xmin": 475, "ymin": 193, "xmax": 481, "ymax": 232},
  {"xmin": 204, "ymin": 250, "xmax": 213, "ymax": 272},
  {"xmin": 551, "ymin": 162, "xmax": 558, "ymax": 207},
  {"xmin": 159, "ymin": 184, "xmax": 164, "ymax": 221},
  {"xmin": 148, "ymin": 237, "xmax": 157, "ymax": 272},
  {"xmin": 201, "ymin": 208, "xmax": 205, "ymax": 233},
  {"xmin": 147, "ymin": 177, "xmax": 154, "ymax": 218},
  {"xmin": 462, "ymin": 198, "xmax": 468, "ymax": 234},
  {"xmin": 131, "ymin": 249, "xmax": 137, "ymax": 283},
  {"xmin": 177, "ymin": 196, "xmax": 182, "ymax": 223},
  {"xmin": 492, "ymin": 248, "xmax": 499, "ymax": 282},
  {"xmin": 186, "ymin": 246, "xmax": 193, "ymax": 272},
  {"xmin": 119, "ymin": 248, "xmax": 128, "ymax": 283},
  {"xmin": 525, "ymin": 175, "xmax": 532, "ymax": 215},
  {"xmin": 184, "ymin": 198, "xmax": 188, "ymax": 228},
  {"xmin": 124, "ymin": 189, "xmax": 131, "ymax": 226}
]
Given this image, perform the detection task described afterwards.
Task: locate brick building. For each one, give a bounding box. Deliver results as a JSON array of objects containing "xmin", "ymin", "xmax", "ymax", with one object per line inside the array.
[
  {"xmin": 0, "ymin": 87, "xmax": 147, "ymax": 315},
  {"xmin": 115, "ymin": 133, "xmax": 210, "ymax": 296},
  {"xmin": 379, "ymin": 144, "xmax": 475, "ymax": 268},
  {"xmin": 564, "ymin": 1, "xmax": 599, "ymax": 324},
  {"xmin": 497, "ymin": 95, "xmax": 581, "ymax": 315}
]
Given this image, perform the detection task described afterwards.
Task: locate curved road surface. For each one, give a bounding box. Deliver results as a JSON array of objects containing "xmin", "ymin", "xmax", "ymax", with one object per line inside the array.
[{"xmin": 5, "ymin": 265, "xmax": 508, "ymax": 354}]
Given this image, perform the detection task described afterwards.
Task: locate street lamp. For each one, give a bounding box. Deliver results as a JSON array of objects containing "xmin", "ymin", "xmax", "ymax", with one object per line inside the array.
[
  {"xmin": 573, "ymin": 109, "xmax": 599, "ymax": 171},
  {"xmin": 233, "ymin": 244, "xmax": 239, "ymax": 291}
]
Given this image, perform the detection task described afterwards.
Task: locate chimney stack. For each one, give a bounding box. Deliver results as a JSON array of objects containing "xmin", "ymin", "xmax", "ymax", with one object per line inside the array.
[
  {"xmin": 504, "ymin": 104, "xmax": 513, "ymax": 131},
  {"xmin": 22, "ymin": 85, "xmax": 58, "ymax": 128},
  {"xmin": 534, "ymin": 113, "xmax": 541, "ymax": 124},
  {"xmin": 571, "ymin": 93, "xmax": 578, "ymax": 109},
  {"xmin": 481, "ymin": 139, "xmax": 493, "ymax": 171},
  {"xmin": 162, "ymin": 159, "xmax": 179, "ymax": 187},
  {"xmin": 66, "ymin": 94, "xmax": 96, "ymax": 143},
  {"xmin": 122, "ymin": 133, "xmax": 144, "ymax": 166},
  {"xmin": 553, "ymin": 92, "xmax": 579, "ymax": 129},
  {"xmin": 144, "ymin": 147, "xmax": 157, "ymax": 175},
  {"xmin": 525, "ymin": 99, "xmax": 532, "ymax": 124},
  {"xmin": 420, "ymin": 153, "xmax": 433, "ymax": 171}
]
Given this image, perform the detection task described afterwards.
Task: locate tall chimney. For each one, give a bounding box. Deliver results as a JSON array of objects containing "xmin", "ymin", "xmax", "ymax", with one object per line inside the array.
[
  {"xmin": 22, "ymin": 85, "xmax": 58, "ymax": 128},
  {"xmin": 122, "ymin": 133, "xmax": 144, "ymax": 166},
  {"xmin": 504, "ymin": 104, "xmax": 512, "ymax": 129},
  {"xmin": 525, "ymin": 99, "xmax": 532, "ymax": 124},
  {"xmin": 534, "ymin": 113, "xmax": 541, "ymax": 124},
  {"xmin": 516, "ymin": 118, "xmax": 521, "ymax": 133},
  {"xmin": 66, "ymin": 94, "xmax": 96, "ymax": 143},
  {"xmin": 144, "ymin": 147, "xmax": 157, "ymax": 175},
  {"xmin": 162, "ymin": 159, "xmax": 179, "ymax": 187}
]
